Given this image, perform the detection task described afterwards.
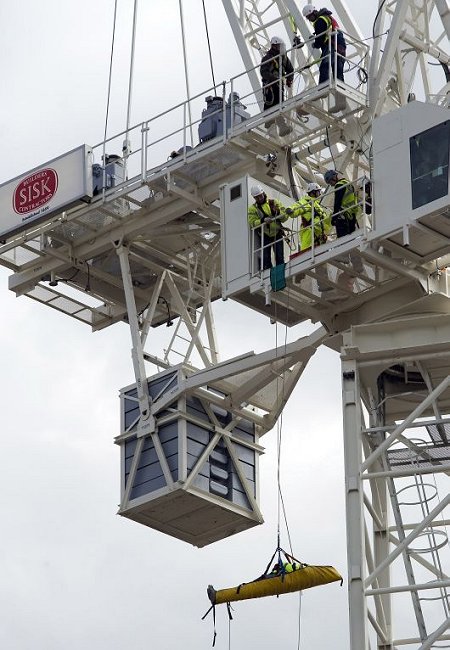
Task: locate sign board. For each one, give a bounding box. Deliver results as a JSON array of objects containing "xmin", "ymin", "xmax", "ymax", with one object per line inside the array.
[{"xmin": 0, "ymin": 144, "xmax": 93, "ymax": 241}]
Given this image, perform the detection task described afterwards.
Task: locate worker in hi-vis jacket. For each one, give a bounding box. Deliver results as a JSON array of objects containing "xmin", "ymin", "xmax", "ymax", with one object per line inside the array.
[
  {"xmin": 287, "ymin": 182, "xmax": 331, "ymax": 251},
  {"xmin": 248, "ymin": 184, "xmax": 288, "ymax": 270}
]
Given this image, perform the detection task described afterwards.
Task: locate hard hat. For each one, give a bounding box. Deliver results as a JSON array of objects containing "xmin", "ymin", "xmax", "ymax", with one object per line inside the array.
[
  {"xmin": 302, "ymin": 4, "xmax": 317, "ymax": 17},
  {"xmin": 307, "ymin": 182, "xmax": 321, "ymax": 193},
  {"xmin": 270, "ymin": 36, "xmax": 285, "ymax": 46},
  {"xmin": 251, "ymin": 184, "xmax": 264, "ymax": 197},
  {"xmin": 324, "ymin": 169, "xmax": 338, "ymax": 183}
]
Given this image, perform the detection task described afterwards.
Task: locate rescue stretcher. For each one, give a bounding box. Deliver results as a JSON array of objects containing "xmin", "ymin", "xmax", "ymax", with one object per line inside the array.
[{"xmin": 207, "ymin": 561, "xmax": 343, "ymax": 605}]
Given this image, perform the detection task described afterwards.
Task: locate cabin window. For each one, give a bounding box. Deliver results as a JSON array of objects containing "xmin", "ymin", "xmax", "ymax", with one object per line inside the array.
[
  {"xmin": 410, "ymin": 120, "xmax": 449, "ymax": 209},
  {"xmin": 230, "ymin": 184, "xmax": 242, "ymax": 201}
]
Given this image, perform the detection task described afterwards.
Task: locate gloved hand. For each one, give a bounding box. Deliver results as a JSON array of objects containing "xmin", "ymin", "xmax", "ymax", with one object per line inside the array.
[
  {"xmin": 293, "ymin": 35, "xmax": 304, "ymax": 48},
  {"xmin": 265, "ymin": 217, "xmax": 275, "ymax": 223},
  {"xmin": 285, "ymin": 207, "xmax": 294, "ymax": 216}
]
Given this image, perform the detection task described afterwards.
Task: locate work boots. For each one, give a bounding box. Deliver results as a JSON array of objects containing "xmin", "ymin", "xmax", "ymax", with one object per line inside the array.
[
  {"xmin": 276, "ymin": 116, "xmax": 293, "ymax": 136},
  {"xmin": 329, "ymin": 93, "xmax": 348, "ymax": 113}
]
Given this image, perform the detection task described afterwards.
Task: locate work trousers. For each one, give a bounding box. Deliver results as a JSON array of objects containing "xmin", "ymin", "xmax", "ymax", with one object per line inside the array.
[
  {"xmin": 255, "ymin": 230, "xmax": 284, "ymax": 271},
  {"xmin": 333, "ymin": 213, "xmax": 357, "ymax": 238},
  {"xmin": 319, "ymin": 48, "xmax": 345, "ymax": 84},
  {"xmin": 263, "ymin": 81, "xmax": 284, "ymax": 112}
]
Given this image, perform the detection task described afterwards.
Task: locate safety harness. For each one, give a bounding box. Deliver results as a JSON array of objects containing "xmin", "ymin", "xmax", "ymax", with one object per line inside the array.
[
  {"xmin": 335, "ymin": 179, "xmax": 359, "ymax": 222},
  {"xmin": 313, "ymin": 10, "xmax": 346, "ymax": 53},
  {"xmin": 254, "ymin": 199, "xmax": 282, "ymax": 236}
]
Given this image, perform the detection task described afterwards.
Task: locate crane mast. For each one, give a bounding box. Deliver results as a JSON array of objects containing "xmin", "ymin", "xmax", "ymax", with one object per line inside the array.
[
  {"xmin": 0, "ymin": 1, "xmax": 449, "ymax": 648},
  {"xmin": 219, "ymin": 4, "xmax": 450, "ymax": 646}
]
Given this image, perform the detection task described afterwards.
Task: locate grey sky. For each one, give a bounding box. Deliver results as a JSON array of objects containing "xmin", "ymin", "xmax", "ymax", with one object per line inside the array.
[{"xmin": 0, "ymin": 2, "xmax": 376, "ymax": 648}]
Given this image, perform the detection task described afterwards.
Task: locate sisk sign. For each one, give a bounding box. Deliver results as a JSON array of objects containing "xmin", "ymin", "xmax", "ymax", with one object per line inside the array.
[
  {"xmin": 0, "ymin": 145, "xmax": 93, "ymax": 241},
  {"xmin": 13, "ymin": 168, "xmax": 59, "ymax": 216}
]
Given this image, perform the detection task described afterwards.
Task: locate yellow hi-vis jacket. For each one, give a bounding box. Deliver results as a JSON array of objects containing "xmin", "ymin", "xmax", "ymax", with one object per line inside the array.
[
  {"xmin": 334, "ymin": 179, "xmax": 360, "ymax": 220},
  {"xmin": 248, "ymin": 198, "xmax": 288, "ymax": 237},
  {"xmin": 290, "ymin": 195, "xmax": 331, "ymax": 250}
]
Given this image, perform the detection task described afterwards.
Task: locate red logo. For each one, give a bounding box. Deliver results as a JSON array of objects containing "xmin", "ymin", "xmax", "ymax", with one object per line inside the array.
[{"xmin": 13, "ymin": 168, "xmax": 58, "ymax": 215}]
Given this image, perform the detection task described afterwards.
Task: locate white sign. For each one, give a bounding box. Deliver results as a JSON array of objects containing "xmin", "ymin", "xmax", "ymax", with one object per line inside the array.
[{"xmin": 0, "ymin": 144, "xmax": 93, "ymax": 240}]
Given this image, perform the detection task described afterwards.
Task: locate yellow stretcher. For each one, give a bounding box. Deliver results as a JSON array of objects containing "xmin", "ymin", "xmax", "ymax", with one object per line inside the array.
[{"xmin": 207, "ymin": 563, "xmax": 343, "ymax": 605}]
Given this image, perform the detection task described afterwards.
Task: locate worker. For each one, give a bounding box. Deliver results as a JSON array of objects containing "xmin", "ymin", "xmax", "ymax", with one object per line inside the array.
[
  {"xmin": 248, "ymin": 185, "xmax": 288, "ymax": 271},
  {"xmin": 323, "ymin": 170, "xmax": 360, "ymax": 238},
  {"xmin": 269, "ymin": 561, "xmax": 301, "ymax": 576},
  {"xmin": 260, "ymin": 36, "xmax": 294, "ymax": 136},
  {"xmin": 302, "ymin": 5, "xmax": 347, "ymax": 85},
  {"xmin": 324, "ymin": 169, "xmax": 364, "ymax": 277},
  {"xmin": 287, "ymin": 182, "xmax": 330, "ymax": 251}
]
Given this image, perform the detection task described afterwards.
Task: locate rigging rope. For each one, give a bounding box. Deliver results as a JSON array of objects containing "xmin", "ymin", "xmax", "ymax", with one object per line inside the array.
[
  {"xmin": 201, "ymin": 0, "xmax": 217, "ymax": 89},
  {"xmin": 273, "ymin": 216, "xmax": 303, "ymax": 646},
  {"xmin": 103, "ymin": 0, "xmax": 119, "ymax": 177},
  {"xmin": 178, "ymin": 0, "xmax": 195, "ymax": 147},
  {"xmin": 124, "ymin": 0, "xmax": 139, "ymax": 156}
]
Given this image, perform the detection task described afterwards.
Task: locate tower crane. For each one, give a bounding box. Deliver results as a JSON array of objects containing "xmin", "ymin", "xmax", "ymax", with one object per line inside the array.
[{"xmin": 0, "ymin": 1, "xmax": 449, "ymax": 648}]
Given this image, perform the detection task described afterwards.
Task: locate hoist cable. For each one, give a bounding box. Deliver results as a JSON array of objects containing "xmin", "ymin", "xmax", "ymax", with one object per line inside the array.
[
  {"xmin": 272, "ymin": 213, "xmax": 303, "ymax": 647},
  {"xmin": 103, "ymin": 0, "xmax": 119, "ymax": 169},
  {"xmin": 178, "ymin": 0, "xmax": 195, "ymax": 147},
  {"xmin": 272, "ymin": 189, "xmax": 294, "ymax": 555},
  {"xmin": 274, "ymin": 310, "xmax": 282, "ymax": 544},
  {"xmin": 297, "ymin": 590, "xmax": 303, "ymax": 649},
  {"xmin": 125, "ymin": 0, "xmax": 139, "ymax": 143},
  {"xmin": 202, "ymin": 0, "xmax": 217, "ymax": 89},
  {"xmin": 281, "ymin": 289, "xmax": 303, "ymax": 650}
]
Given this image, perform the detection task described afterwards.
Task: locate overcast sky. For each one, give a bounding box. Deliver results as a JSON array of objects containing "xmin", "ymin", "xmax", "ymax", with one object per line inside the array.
[{"xmin": 0, "ymin": 2, "xmax": 378, "ymax": 649}]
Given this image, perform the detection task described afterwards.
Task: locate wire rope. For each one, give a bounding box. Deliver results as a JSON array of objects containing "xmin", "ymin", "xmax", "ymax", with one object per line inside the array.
[
  {"xmin": 178, "ymin": 0, "xmax": 195, "ymax": 147},
  {"xmin": 372, "ymin": 0, "xmax": 388, "ymax": 42},
  {"xmin": 271, "ymin": 211, "xmax": 303, "ymax": 646},
  {"xmin": 201, "ymin": 0, "xmax": 217, "ymax": 89},
  {"xmin": 102, "ymin": 0, "xmax": 119, "ymax": 179},
  {"xmin": 124, "ymin": 0, "xmax": 139, "ymax": 157}
]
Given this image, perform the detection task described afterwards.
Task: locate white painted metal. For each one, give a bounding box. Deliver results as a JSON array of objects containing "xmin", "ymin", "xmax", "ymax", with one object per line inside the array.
[
  {"xmin": 0, "ymin": 0, "xmax": 448, "ymax": 647},
  {"xmin": 342, "ymin": 317, "xmax": 450, "ymax": 649}
]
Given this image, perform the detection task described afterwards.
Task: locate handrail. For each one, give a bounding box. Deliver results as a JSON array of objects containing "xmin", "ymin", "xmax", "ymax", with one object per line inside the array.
[
  {"xmin": 249, "ymin": 177, "xmax": 372, "ymax": 276},
  {"xmin": 89, "ymin": 30, "xmax": 370, "ymax": 194}
]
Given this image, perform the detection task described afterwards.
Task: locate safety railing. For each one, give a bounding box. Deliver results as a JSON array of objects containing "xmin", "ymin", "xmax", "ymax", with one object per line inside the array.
[
  {"xmin": 88, "ymin": 30, "xmax": 370, "ymax": 199},
  {"xmin": 249, "ymin": 177, "xmax": 373, "ymax": 277},
  {"xmin": 251, "ymin": 221, "xmax": 295, "ymax": 276}
]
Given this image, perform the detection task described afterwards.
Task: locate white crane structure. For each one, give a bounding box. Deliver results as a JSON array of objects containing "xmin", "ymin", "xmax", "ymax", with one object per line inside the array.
[{"xmin": 0, "ymin": 1, "xmax": 449, "ymax": 648}]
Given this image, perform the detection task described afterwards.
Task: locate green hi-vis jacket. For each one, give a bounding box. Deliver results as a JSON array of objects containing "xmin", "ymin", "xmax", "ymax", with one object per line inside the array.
[
  {"xmin": 290, "ymin": 195, "xmax": 331, "ymax": 250},
  {"xmin": 248, "ymin": 198, "xmax": 288, "ymax": 237}
]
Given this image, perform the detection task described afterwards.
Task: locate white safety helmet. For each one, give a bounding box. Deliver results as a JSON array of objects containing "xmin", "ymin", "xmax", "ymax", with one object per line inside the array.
[
  {"xmin": 302, "ymin": 4, "xmax": 317, "ymax": 17},
  {"xmin": 270, "ymin": 35, "xmax": 285, "ymax": 46},
  {"xmin": 307, "ymin": 182, "xmax": 321, "ymax": 193},
  {"xmin": 251, "ymin": 184, "xmax": 265, "ymax": 197}
]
